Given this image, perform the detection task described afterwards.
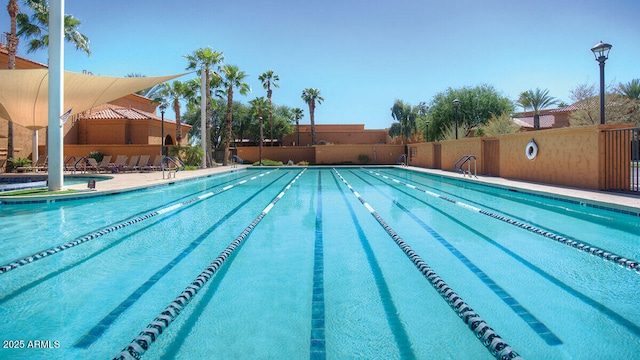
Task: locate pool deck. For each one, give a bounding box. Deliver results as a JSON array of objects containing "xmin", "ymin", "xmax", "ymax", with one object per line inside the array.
[{"xmin": 1, "ymin": 165, "xmax": 638, "ymax": 213}]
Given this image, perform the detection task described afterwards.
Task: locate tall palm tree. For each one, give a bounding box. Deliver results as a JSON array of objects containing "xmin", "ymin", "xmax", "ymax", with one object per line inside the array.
[
  {"xmin": 391, "ymin": 99, "xmax": 416, "ymax": 143},
  {"xmin": 301, "ymin": 88, "xmax": 323, "ymax": 145},
  {"xmin": 619, "ymin": 79, "xmax": 640, "ymax": 100},
  {"xmin": 259, "ymin": 70, "xmax": 279, "ymax": 146},
  {"xmin": 221, "ymin": 64, "xmax": 250, "ymax": 166},
  {"xmin": 291, "ymin": 108, "xmax": 304, "ymax": 146},
  {"xmin": 6, "ymin": 0, "xmax": 20, "ymax": 160},
  {"xmin": 184, "ymin": 47, "xmax": 224, "ymax": 167},
  {"xmin": 520, "ymin": 88, "xmax": 557, "ymax": 130},
  {"xmin": 6, "ymin": 0, "xmax": 90, "ymax": 160},
  {"xmin": 16, "ymin": 0, "xmax": 90, "ymax": 55},
  {"xmin": 249, "ymin": 97, "xmax": 269, "ymax": 165},
  {"xmin": 153, "ymin": 80, "xmax": 192, "ymax": 144}
]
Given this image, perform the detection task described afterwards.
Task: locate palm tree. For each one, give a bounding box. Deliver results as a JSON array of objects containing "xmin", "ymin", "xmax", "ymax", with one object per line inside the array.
[
  {"xmin": 184, "ymin": 47, "xmax": 224, "ymax": 167},
  {"xmin": 6, "ymin": 0, "xmax": 90, "ymax": 160},
  {"xmin": 301, "ymin": 88, "xmax": 323, "ymax": 145},
  {"xmin": 153, "ymin": 80, "xmax": 192, "ymax": 144},
  {"xmin": 619, "ymin": 79, "xmax": 640, "ymax": 100},
  {"xmin": 221, "ymin": 64, "xmax": 250, "ymax": 166},
  {"xmin": 520, "ymin": 88, "xmax": 557, "ymax": 130},
  {"xmin": 291, "ymin": 108, "xmax": 304, "ymax": 146},
  {"xmin": 249, "ymin": 97, "xmax": 269, "ymax": 165},
  {"xmin": 390, "ymin": 100, "xmax": 417, "ymax": 143},
  {"xmin": 6, "ymin": 0, "xmax": 20, "ymax": 160},
  {"xmin": 259, "ymin": 70, "xmax": 279, "ymax": 146},
  {"xmin": 16, "ymin": 0, "xmax": 90, "ymax": 55}
]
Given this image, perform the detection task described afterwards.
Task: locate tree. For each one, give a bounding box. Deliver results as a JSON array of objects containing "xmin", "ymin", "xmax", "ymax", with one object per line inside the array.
[
  {"xmin": 427, "ymin": 85, "xmax": 513, "ymax": 140},
  {"xmin": 291, "ymin": 108, "xmax": 304, "ymax": 146},
  {"xmin": 301, "ymin": 88, "xmax": 323, "ymax": 145},
  {"xmin": 153, "ymin": 80, "xmax": 192, "ymax": 144},
  {"xmin": 390, "ymin": 99, "xmax": 417, "ymax": 144},
  {"xmin": 479, "ymin": 112, "xmax": 519, "ymax": 136},
  {"xmin": 519, "ymin": 88, "xmax": 557, "ymax": 130},
  {"xmin": 249, "ymin": 97, "xmax": 269, "ymax": 165},
  {"xmin": 568, "ymin": 82, "xmax": 640, "ymax": 126},
  {"xmin": 259, "ymin": 70, "xmax": 279, "ymax": 146},
  {"xmin": 221, "ymin": 64, "xmax": 250, "ymax": 166},
  {"xmin": 5, "ymin": 0, "xmax": 90, "ymax": 160},
  {"xmin": 184, "ymin": 47, "xmax": 224, "ymax": 167},
  {"xmin": 618, "ymin": 79, "xmax": 640, "ymax": 100},
  {"xmin": 16, "ymin": 0, "xmax": 90, "ymax": 55}
]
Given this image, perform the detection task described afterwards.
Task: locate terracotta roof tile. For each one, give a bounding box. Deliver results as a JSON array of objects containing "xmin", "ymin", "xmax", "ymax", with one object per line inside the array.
[
  {"xmin": 512, "ymin": 114, "xmax": 555, "ymax": 128},
  {"xmin": 83, "ymin": 107, "xmax": 176, "ymax": 123}
]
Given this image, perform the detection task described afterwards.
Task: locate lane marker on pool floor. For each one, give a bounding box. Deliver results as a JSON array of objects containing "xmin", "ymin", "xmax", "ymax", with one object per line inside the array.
[
  {"xmin": 333, "ymin": 169, "xmax": 522, "ymax": 360},
  {"xmin": 0, "ymin": 170, "xmax": 277, "ymax": 276},
  {"xmin": 114, "ymin": 169, "xmax": 306, "ymax": 360},
  {"xmin": 364, "ymin": 169, "xmax": 640, "ymax": 274}
]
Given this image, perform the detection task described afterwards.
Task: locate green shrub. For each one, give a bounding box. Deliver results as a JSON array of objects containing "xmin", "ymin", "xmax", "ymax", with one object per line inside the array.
[
  {"xmin": 252, "ymin": 159, "xmax": 283, "ymax": 166},
  {"xmin": 358, "ymin": 154, "xmax": 370, "ymax": 164},
  {"xmin": 88, "ymin": 151, "xmax": 104, "ymax": 163},
  {"xmin": 297, "ymin": 161, "xmax": 309, "ymax": 166},
  {"xmin": 7, "ymin": 157, "xmax": 32, "ymax": 172}
]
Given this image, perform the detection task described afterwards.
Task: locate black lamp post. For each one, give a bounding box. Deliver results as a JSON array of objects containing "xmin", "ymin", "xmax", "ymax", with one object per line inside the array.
[
  {"xmin": 453, "ymin": 98, "xmax": 460, "ymax": 139},
  {"xmin": 259, "ymin": 115, "xmax": 263, "ymax": 166},
  {"xmin": 591, "ymin": 41, "xmax": 612, "ymax": 125},
  {"xmin": 160, "ymin": 104, "xmax": 167, "ymax": 155}
]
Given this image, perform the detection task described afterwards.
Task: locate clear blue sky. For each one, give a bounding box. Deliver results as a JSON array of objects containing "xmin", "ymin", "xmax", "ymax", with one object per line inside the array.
[{"xmin": 2, "ymin": 0, "xmax": 639, "ymax": 129}]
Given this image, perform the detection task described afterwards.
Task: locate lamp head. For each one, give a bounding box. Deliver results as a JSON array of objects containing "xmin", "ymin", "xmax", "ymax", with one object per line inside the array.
[{"xmin": 591, "ymin": 41, "xmax": 612, "ymax": 61}]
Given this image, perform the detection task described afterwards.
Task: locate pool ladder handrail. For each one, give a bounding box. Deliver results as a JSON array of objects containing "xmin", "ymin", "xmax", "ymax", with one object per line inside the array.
[
  {"xmin": 65, "ymin": 156, "xmax": 77, "ymax": 173},
  {"xmin": 162, "ymin": 156, "xmax": 185, "ymax": 179},
  {"xmin": 454, "ymin": 155, "xmax": 477, "ymax": 178}
]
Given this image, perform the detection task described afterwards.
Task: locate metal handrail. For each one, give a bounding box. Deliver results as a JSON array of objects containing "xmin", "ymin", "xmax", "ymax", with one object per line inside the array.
[
  {"xmin": 454, "ymin": 155, "xmax": 477, "ymax": 178},
  {"xmin": 161, "ymin": 156, "xmax": 185, "ymax": 179}
]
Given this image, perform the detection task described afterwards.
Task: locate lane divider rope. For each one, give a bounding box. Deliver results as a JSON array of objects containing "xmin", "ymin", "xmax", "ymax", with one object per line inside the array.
[
  {"xmin": 333, "ymin": 169, "xmax": 522, "ymax": 360},
  {"xmin": 365, "ymin": 169, "xmax": 640, "ymax": 274},
  {"xmin": 113, "ymin": 169, "xmax": 306, "ymax": 360},
  {"xmin": 0, "ymin": 170, "xmax": 276, "ymax": 276}
]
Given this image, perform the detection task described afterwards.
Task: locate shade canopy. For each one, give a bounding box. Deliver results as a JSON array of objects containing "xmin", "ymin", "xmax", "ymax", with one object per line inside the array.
[{"xmin": 0, "ymin": 69, "xmax": 186, "ymax": 130}]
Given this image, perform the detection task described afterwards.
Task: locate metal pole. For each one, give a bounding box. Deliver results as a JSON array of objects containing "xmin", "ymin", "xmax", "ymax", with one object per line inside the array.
[
  {"xmin": 161, "ymin": 109, "xmax": 165, "ymax": 155},
  {"xmin": 259, "ymin": 116, "xmax": 263, "ymax": 166},
  {"xmin": 47, "ymin": 0, "xmax": 64, "ymax": 191},
  {"xmin": 454, "ymin": 106, "xmax": 459, "ymax": 139},
  {"xmin": 599, "ymin": 58, "xmax": 606, "ymax": 125}
]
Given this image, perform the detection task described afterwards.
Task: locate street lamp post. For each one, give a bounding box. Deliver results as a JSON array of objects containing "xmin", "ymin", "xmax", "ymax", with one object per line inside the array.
[
  {"xmin": 259, "ymin": 116, "xmax": 263, "ymax": 166},
  {"xmin": 453, "ymin": 99, "xmax": 460, "ymax": 139},
  {"xmin": 160, "ymin": 104, "xmax": 167, "ymax": 156},
  {"xmin": 591, "ymin": 41, "xmax": 612, "ymax": 125}
]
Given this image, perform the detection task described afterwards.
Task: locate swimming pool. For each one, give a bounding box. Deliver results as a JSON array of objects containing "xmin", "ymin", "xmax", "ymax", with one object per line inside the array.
[
  {"xmin": 0, "ymin": 167, "xmax": 638, "ymax": 359},
  {"xmin": 0, "ymin": 175, "xmax": 110, "ymax": 192}
]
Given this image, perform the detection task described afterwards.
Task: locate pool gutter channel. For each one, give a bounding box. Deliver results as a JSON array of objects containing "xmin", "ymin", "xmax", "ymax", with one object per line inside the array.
[
  {"xmin": 333, "ymin": 168, "xmax": 522, "ymax": 360},
  {"xmin": 365, "ymin": 169, "xmax": 640, "ymax": 274},
  {"xmin": 114, "ymin": 169, "xmax": 306, "ymax": 360}
]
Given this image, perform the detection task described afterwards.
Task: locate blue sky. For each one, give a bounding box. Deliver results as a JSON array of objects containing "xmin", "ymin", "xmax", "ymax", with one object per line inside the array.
[{"xmin": 2, "ymin": 0, "xmax": 639, "ymax": 129}]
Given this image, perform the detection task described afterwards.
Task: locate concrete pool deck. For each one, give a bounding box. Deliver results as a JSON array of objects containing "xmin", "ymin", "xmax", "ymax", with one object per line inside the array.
[{"xmin": 1, "ymin": 165, "xmax": 638, "ymax": 213}]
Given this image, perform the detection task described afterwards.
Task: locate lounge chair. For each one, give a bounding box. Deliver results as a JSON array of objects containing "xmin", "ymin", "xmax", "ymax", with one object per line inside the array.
[
  {"xmin": 145, "ymin": 155, "xmax": 164, "ymax": 171},
  {"xmin": 97, "ymin": 155, "xmax": 112, "ymax": 173},
  {"xmin": 136, "ymin": 155, "xmax": 151, "ymax": 172},
  {"xmin": 30, "ymin": 156, "xmax": 47, "ymax": 172},
  {"xmin": 113, "ymin": 155, "xmax": 128, "ymax": 172},
  {"xmin": 122, "ymin": 155, "xmax": 140, "ymax": 172}
]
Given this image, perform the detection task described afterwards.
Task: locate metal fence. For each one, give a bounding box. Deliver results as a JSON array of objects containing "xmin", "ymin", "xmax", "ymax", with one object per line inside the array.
[{"xmin": 603, "ymin": 127, "xmax": 639, "ymax": 192}]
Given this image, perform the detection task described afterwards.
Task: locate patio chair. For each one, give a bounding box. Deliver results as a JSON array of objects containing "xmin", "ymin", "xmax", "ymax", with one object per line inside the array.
[
  {"xmin": 136, "ymin": 155, "xmax": 151, "ymax": 172},
  {"xmin": 31, "ymin": 156, "xmax": 47, "ymax": 172},
  {"xmin": 122, "ymin": 155, "xmax": 140, "ymax": 172},
  {"xmin": 113, "ymin": 155, "xmax": 128, "ymax": 172},
  {"xmin": 97, "ymin": 155, "xmax": 112, "ymax": 173},
  {"xmin": 145, "ymin": 155, "xmax": 164, "ymax": 171}
]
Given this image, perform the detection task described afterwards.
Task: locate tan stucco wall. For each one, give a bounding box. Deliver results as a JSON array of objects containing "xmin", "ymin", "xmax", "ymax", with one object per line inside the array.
[
  {"xmin": 408, "ymin": 143, "xmax": 435, "ymax": 168},
  {"xmin": 440, "ymin": 137, "xmax": 485, "ymax": 173},
  {"xmin": 236, "ymin": 145, "xmax": 404, "ymax": 165},
  {"xmin": 498, "ymin": 126, "xmax": 602, "ymax": 189}
]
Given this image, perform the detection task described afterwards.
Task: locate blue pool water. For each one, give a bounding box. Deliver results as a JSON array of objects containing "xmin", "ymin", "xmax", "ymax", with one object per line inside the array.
[
  {"xmin": 0, "ymin": 167, "xmax": 638, "ymax": 359},
  {"xmin": 0, "ymin": 175, "xmax": 109, "ymax": 192}
]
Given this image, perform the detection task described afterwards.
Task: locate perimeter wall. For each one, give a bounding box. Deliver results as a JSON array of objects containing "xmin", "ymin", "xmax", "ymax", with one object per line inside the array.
[{"xmin": 237, "ymin": 124, "xmax": 628, "ymax": 191}]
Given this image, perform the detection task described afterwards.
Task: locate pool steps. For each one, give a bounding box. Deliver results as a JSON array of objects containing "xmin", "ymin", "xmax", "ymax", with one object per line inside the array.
[
  {"xmin": 365, "ymin": 169, "xmax": 640, "ymax": 274},
  {"xmin": 114, "ymin": 169, "xmax": 306, "ymax": 360},
  {"xmin": 0, "ymin": 170, "xmax": 277, "ymax": 276},
  {"xmin": 334, "ymin": 169, "xmax": 522, "ymax": 360}
]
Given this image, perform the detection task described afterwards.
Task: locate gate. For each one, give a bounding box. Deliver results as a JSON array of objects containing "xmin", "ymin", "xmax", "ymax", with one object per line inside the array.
[
  {"xmin": 602, "ymin": 127, "xmax": 639, "ymax": 192},
  {"xmin": 483, "ymin": 139, "xmax": 500, "ymax": 176}
]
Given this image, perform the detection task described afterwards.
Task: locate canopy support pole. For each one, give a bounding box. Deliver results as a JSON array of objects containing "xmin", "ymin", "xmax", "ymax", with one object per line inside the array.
[
  {"xmin": 200, "ymin": 69, "xmax": 207, "ymax": 169},
  {"xmin": 47, "ymin": 0, "xmax": 64, "ymax": 190}
]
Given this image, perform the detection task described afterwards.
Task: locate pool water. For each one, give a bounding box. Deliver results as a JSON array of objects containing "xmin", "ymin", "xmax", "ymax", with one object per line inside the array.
[
  {"xmin": 0, "ymin": 167, "xmax": 638, "ymax": 359},
  {"xmin": 0, "ymin": 176, "xmax": 109, "ymax": 192}
]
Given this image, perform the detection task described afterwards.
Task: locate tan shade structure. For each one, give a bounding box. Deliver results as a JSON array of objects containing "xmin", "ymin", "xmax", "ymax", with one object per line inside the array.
[{"xmin": 0, "ymin": 69, "xmax": 187, "ymax": 130}]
